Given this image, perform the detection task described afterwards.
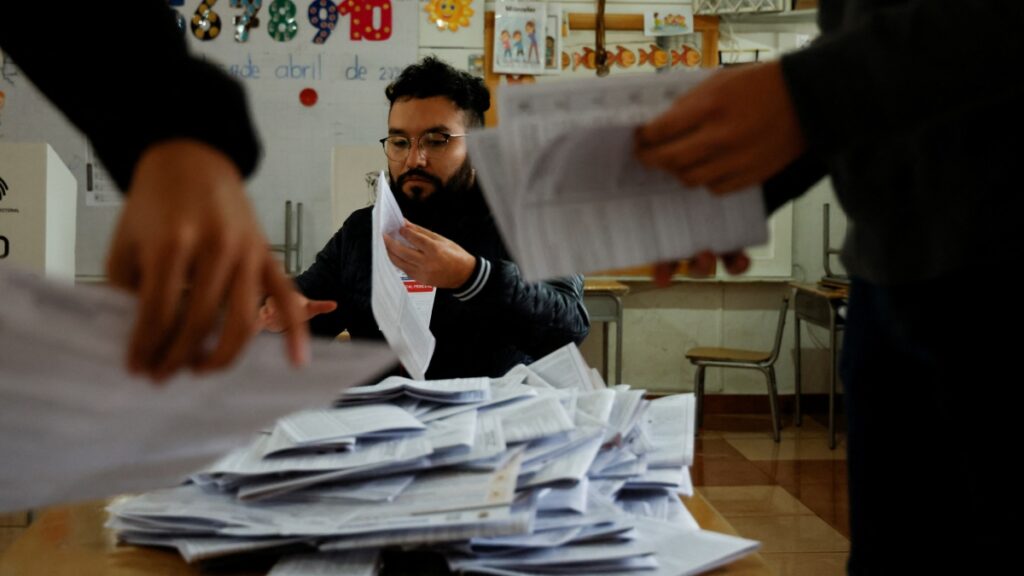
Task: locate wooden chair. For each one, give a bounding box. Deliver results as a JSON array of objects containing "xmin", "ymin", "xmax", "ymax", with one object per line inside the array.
[{"xmin": 685, "ymin": 297, "xmax": 790, "ymax": 442}]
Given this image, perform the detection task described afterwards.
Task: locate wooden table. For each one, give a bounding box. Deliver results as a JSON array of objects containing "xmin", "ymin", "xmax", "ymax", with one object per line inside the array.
[
  {"xmin": 0, "ymin": 492, "xmax": 771, "ymax": 575},
  {"xmin": 790, "ymin": 282, "xmax": 849, "ymax": 449},
  {"xmin": 583, "ymin": 279, "xmax": 630, "ymax": 385}
]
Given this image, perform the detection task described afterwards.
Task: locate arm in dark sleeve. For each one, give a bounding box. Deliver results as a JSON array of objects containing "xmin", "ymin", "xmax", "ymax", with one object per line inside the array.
[
  {"xmin": 0, "ymin": 0, "xmax": 260, "ymax": 191},
  {"xmin": 780, "ymin": 0, "xmax": 1023, "ymax": 156},
  {"xmin": 762, "ymin": 153, "xmax": 829, "ymax": 215},
  {"xmin": 450, "ymin": 257, "xmax": 591, "ymax": 358}
]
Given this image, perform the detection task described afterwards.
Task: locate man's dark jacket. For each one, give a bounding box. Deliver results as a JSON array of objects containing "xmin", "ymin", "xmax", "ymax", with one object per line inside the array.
[{"xmin": 296, "ymin": 183, "xmax": 590, "ymax": 379}]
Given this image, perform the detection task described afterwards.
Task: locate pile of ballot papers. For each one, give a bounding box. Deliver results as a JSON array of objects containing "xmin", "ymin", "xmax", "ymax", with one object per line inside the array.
[{"xmin": 108, "ymin": 343, "xmax": 759, "ymax": 575}]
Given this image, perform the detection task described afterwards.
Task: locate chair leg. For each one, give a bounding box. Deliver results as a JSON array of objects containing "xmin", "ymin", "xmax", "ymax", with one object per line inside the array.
[
  {"xmin": 764, "ymin": 367, "xmax": 781, "ymax": 443},
  {"xmin": 694, "ymin": 365, "xmax": 705, "ymax": 434},
  {"xmin": 794, "ymin": 317, "xmax": 803, "ymax": 427},
  {"xmin": 829, "ymin": 318, "xmax": 838, "ymax": 450}
]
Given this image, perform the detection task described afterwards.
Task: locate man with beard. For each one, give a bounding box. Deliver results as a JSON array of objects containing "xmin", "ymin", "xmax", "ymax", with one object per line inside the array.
[{"xmin": 259, "ymin": 57, "xmax": 590, "ymax": 379}]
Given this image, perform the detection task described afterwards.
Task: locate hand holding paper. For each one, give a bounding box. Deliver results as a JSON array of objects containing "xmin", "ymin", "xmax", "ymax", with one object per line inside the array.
[
  {"xmin": 106, "ymin": 140, "xmax": 309, "ymax": 380},
  {"xmin": 469, "ymin": 70, "xmax": 770, "ymax": 281},
  {"xmin": 382, "ymin": 221, "xmax": 476, "ymax": 289},
  {"xmin": 635, "ymin": 61, "xmax": 806, "ymax": 195}
]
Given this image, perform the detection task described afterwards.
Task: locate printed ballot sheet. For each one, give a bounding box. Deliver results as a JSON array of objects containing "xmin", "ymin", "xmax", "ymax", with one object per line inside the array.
[
  {"xmin": 469, "ymin": 69, "xmax": 768, "ymax": 281},
  {"xmin": 370, "ymin": 170, "xmax": 436, "ymax": 379},
  {"xmin": 0, "ymin": 269, "xmax": 397, "ymax": 512}
]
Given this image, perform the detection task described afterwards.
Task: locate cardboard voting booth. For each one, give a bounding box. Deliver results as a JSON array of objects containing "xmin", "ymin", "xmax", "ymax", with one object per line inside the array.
[{"xmin": 0, "ymin": 142, "xmax": 77, "ymax": 280}]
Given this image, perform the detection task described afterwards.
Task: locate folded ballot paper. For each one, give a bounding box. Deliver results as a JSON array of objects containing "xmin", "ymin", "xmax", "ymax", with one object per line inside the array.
[
  {"xmin": 338, "ymin": 375, "xmax": 491, "ymax": 405},
  {"xmin": 371, "ymin": 171, "xmax": 436, "ymax": 379},
  {"xmin": 108, "ymin": 343, "xmax": 759, "ymax": 575},
  {"xmin": 468, "ymin": 70, "xmax": 769, "ymax": 281},
  {"xmin": 0, "ymin": 268, "xmax": 397, "ymax": 513}
]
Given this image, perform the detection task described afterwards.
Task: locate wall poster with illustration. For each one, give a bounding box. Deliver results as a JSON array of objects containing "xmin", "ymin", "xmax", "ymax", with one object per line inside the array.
[
  {"xmin": 643, "ymin": 6, "xmax": 694, "ymax": 37},
  {"xmin": 492, "ymin": 2, "xmax": 547, "ymax": 75}
]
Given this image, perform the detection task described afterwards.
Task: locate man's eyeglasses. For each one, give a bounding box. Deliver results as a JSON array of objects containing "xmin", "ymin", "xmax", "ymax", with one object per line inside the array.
[{"xmin": 379, "ymin": 131, "xmax": 466, "ymax": 162}]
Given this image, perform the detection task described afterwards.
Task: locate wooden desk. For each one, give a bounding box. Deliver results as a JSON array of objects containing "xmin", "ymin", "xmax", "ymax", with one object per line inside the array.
[
  {"xmin": 583, "ymin": 279, "xmax": 629, "ymax": 385},
  {"xmin": 790, "ymin": 282, "xmax": 848, "ymax": 449},
  {"xmin": 0, "ymin": 492, "xmax": 771, "ymax": 576}
]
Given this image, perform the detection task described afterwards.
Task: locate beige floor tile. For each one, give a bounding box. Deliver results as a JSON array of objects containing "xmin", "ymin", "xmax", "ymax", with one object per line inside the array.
[
  {"xmin": 726, "ymin": 515, "xmax": 850, "ymax": 554},
  {"xmin": 691, "ymin": 458, "xmax": 775, "ymax": 487},
  {"xmin": 725, "ymin": 436, "xmax": 847, "ymax": 462},
  {"xmin": 761, "ymin": 552, "xmax": 848, "ymax": 576},
  {"xmin": 698, "ymin": 486, "xmax": 815, "ymax": 517},
  {"xmin": 691, "ymin": 438, "xmax": 777, "ymax": 487},
  {"xmin": 704, "ymin": 414, "xmax": 831, "ymax": 440},
  {"xmin": 752, "ymin": 460, "xmax": 847, "ymax": 489}
]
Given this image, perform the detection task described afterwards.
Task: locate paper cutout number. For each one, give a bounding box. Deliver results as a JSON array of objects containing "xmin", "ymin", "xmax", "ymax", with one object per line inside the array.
[
  {"xmin": 191, "ymin": 1, "xmax": 222, "ymax": 40},
  {"xmin": 338, "ymin": 0, "xmax": 392, "ymax": 42},
  {"xmin": 230, "ymin": 0, "xmax": 263, "ymax": 42},
  {"xmin": 267, "ymin": 0, "xmax": 299, "ymax": 42},
  {"xmin": 307, "ymin": 0, "xmax": 339, "ymax": 44}
]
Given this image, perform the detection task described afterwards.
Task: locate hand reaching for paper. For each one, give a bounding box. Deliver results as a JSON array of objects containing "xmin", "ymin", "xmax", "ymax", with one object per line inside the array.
[
  {"xmin": 259, "ymin": 293, "xmax": 339, "ymax": 333},
  {"xmin": 105, "ymin": 139, "xmax": 309, "ymax": 381}
]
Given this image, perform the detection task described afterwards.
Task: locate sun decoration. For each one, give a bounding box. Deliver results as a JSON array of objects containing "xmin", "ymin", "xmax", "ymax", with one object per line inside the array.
[{"xmin": 424, "ymin": 0, "xmax": 474, "ymax": 32}]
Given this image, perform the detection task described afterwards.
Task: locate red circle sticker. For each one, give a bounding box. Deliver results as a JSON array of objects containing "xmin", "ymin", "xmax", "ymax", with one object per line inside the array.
[{"xmin": 299, "ymin": 88, "xmax": 318, "ymax": 107}]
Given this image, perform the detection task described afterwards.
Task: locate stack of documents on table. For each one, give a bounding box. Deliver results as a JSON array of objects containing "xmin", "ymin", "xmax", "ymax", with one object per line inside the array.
[
  {"xmin": 109, "ymin": 343, "xmax": 759, "ymax": 574},
  {"xmin": 467, "ymin": 70, "xmax": 768, "ymax": 281}
]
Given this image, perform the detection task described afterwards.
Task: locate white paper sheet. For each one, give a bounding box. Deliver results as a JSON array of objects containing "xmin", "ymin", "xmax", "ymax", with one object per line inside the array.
[
  {"xmin": 370, "ymin": 171, "xmax": 435, "ymax": 379},
  {"xmin": 277, "ymin": 404, "xmax": 425, "ymax": 446},
  {"xmin": 469, "ymin": 70, "xmax": 768, "ymax": 281},
  {"xmin": 0, "ymin": 269, "xmax": 397, "ymax": 513},
  {"xmin": 525, "ymin": 344, "xmax": 592, "ymax": 391}
]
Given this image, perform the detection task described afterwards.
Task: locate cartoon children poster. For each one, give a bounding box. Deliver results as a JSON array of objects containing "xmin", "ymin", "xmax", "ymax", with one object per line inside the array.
[
  {"xmin": 493, "ymin": 2, "xmax": 546, "ymax": 75},
  {"xmin": 644, "ymin": 6, "xmax": 694, "ymax": 36}
]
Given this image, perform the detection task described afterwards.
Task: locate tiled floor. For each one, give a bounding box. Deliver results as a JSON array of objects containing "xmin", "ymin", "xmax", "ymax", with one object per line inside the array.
[
  {"xmin": 695, "ymin": 413, "xmax": 850, "ymax": 576},
  {"xmin": 1, "ymin": 413, "xmax": 851, "ymax": 576}
]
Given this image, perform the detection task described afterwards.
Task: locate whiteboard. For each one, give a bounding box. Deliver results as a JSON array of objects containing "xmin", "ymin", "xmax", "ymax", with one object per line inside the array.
[{"xmin": 0, "ymin": 0, "xmax": 422, "ymax": 276}]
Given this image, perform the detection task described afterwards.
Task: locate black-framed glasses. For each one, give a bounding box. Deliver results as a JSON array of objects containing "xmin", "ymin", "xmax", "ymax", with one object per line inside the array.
[{"xmin": 379, "ymin": 131, "xmax": 467, "ymax": 162}]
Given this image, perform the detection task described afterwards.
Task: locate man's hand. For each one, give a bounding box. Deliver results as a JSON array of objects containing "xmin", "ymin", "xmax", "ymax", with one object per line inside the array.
[
  {"xmin": 106, "ymin": 139, "xmax": 309, "ymax": 381},
  {"xmin": 383, "ymin": 221, "xmax": 476, "ymax": 289},
  {"xmin": 259, "ymin": 293, "xmax": 338, "ymax": 333},
  {"xmin": 636, "ymin": 61, "xmax": 806, "ymax": 195}
]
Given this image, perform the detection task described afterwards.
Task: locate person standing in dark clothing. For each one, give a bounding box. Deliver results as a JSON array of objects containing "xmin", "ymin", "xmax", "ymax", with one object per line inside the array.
[{"xmin": 637, "ymin": 1, "xmax": 1022, "ymax": 573}]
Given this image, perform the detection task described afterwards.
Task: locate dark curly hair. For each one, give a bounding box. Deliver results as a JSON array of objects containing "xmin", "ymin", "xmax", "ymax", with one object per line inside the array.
[{"xmin": 385, "ymin": 56, "xmax": 490, "ymax": 127}]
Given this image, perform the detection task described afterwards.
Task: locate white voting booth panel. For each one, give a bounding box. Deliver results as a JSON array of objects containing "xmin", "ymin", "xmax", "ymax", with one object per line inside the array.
[{"xmin": 0, "ymin": 142, "xmax": 77, "ymax": 280}]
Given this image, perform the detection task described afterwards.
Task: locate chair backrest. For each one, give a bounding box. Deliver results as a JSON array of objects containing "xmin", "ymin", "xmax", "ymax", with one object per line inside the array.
[{"xmin": 765, "ymin": 296, "xmax": 791, "ymax": 365}]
